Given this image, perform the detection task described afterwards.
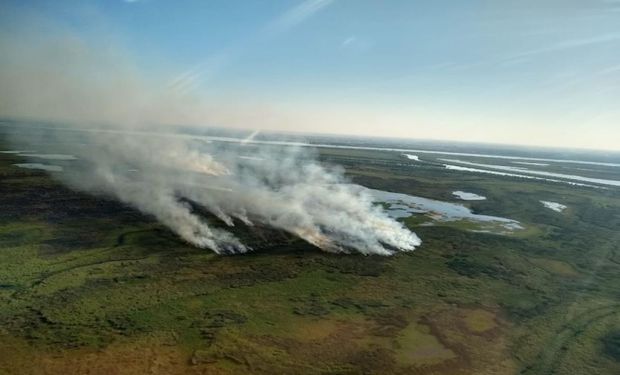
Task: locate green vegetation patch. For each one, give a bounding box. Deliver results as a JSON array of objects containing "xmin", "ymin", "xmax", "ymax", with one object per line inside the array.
[{"xmin": 602, "ymin": 331, "xmax": 620, "ymax": 361}]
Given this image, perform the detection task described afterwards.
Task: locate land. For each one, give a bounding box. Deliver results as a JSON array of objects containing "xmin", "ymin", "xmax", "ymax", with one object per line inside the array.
[{"xmin": 1, "ymin": 133, "xmax": 620, "ymax": 374}]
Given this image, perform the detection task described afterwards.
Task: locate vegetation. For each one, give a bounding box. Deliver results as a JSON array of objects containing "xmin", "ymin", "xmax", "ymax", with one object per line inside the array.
[
  {"xmin": 1, "ymin": 139, "xmax": 620, "ymax": 374},
  {"xmin": 602, "ymin": 331, "xmax": 620, "ymax": 362}
]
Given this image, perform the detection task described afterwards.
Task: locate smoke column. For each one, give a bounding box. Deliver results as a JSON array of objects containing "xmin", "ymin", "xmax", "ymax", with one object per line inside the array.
[{"xmin": 9, "ymin": 126, "xmax": 421, "ymax": 255}]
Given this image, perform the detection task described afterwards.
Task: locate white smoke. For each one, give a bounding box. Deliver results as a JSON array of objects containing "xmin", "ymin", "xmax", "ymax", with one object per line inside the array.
[{"xmin": 9, "ymin": 126, "xmax": 421, "ymax": 255}]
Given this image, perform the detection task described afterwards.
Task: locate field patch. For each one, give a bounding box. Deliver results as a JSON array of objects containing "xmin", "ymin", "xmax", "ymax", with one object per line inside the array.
[
  {"xmin": 462, "ymin": 308, "xmax": 497, "ymax": 333},
  {"xmin": 394, "ymin": 322, "xmax": 456, "ymax": 366},
  {"xmin": 530, "ymin": 258, "xmax": 579, "ymax": 277}
]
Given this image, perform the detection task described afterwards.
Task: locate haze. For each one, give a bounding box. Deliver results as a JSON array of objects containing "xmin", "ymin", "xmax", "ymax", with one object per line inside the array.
[{"xmin": 1, "ymin": 0, "xmax": 619, "ymax": 150}]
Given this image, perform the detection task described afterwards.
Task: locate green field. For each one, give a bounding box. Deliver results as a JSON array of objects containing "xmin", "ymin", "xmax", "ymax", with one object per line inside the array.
[{"xmin": 1, "ymin": 142, "xmax": 620, "ymax": 374}]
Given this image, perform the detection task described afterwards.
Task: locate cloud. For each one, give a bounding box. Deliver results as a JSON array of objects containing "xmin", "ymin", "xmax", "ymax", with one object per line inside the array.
[
  {"xmin": 267, "ymin": 0, "xmax": 335, "ymax": 34},
  {"xmin": 503, "ymin": 32, "xmax": 620, "ymax": 63},
  {"xmin": 168, "ymin": 0, "xmax": 336, "ymax": 94},
  {"xmin": 168, "ymin": 53, "xmax": 231, "ymax": 94},
  {"xmin": 341, "ymin": 36, "xmax": 357, "ymax": 47},
  {"xmin": 340, "ymin": 34, "xmax": 373, "ymax": 52}
]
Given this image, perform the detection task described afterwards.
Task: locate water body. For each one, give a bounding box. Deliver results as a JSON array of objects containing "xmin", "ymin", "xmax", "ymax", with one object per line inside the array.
[
  {"xmin": 452, "ymin": 191, "xmax": 486, "ymax": 201},
  {"xmin": 14, "ymin": 163, "xmax": 63, "ymax": 172},
  {"xmin": 19, "ymin": 153, "xmax": 77, "ymax": 160},
  {"xmin": 197, "ymin": 135, "xmax": 620, "ymax": 168},
  {"xmin": 368, "ymin": 188, "xmax": 522, "ymax": 232},
  {"xmin": 238, "ymin": 155, "xmax": 264, "ymax": 161},
  {"xmin": 443, "ymin": 164, "xmax": 599, "ymax": 188},
  {"xmin": 540, "ymin": 201, "xmax": 567, "ymax": 212},
  {"xmin": 403, "ymin": 154, "xmax": 420, "ymax": 161},
  {"xmin": 513, "ymin": 161, "xmax": 549, "ymax": 167},
  {"xmin": 0, "ymin": 150, "xmax": 34, "ymax": 154},
  {"xmin": 5, "ymin": 124, "xmax": 618, "ymax": 168},
  {"xmin": 441, "ymin": 159, "xmax": 620, "ymax": 187}
]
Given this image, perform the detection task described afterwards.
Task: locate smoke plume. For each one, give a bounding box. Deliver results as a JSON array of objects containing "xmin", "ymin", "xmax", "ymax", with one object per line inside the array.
[{"xmin": 9, "ymin": 126, "xmax": 421, "ymax": 255}]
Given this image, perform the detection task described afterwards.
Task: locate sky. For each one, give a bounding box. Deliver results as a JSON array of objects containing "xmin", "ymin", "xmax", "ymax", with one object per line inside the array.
[{"xmin": 0, "ymin": 0, "xmax": 619, "ymax": 150}]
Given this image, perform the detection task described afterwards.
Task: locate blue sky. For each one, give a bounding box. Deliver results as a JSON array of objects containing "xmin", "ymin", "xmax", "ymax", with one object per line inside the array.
[{"xmin": 1, "ymin": 0, "xmax": 620, "ymax": 150}]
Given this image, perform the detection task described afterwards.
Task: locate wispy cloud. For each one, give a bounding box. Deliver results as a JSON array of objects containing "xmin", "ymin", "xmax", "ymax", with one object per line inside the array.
[
  {"xmin": 170, "ymin": 0, "xmax": 337, "ymax": 94},
  {"xmin": 341, "ymin": 35, "xmax": 357, "ymax": 47},
  {"xmin": 340, "ymin": 34, "xmax": 373, "ymax": 52},
  {"xmin": 168, "ymin": 53, "xmax": 230, "ymax": 94},
  {"xmin": 266, "ymin": 0, "xmax": 335, "ymax": 34},
  {"xmin": 504, "ymin": 32, "xmax": 620, "ymax": 63}
]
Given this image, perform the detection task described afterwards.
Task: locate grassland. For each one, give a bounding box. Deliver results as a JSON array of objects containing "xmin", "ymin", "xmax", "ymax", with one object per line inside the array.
[{"xmin": 1, "ymin": 140, "xmax": 620, "ymax": 374}]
